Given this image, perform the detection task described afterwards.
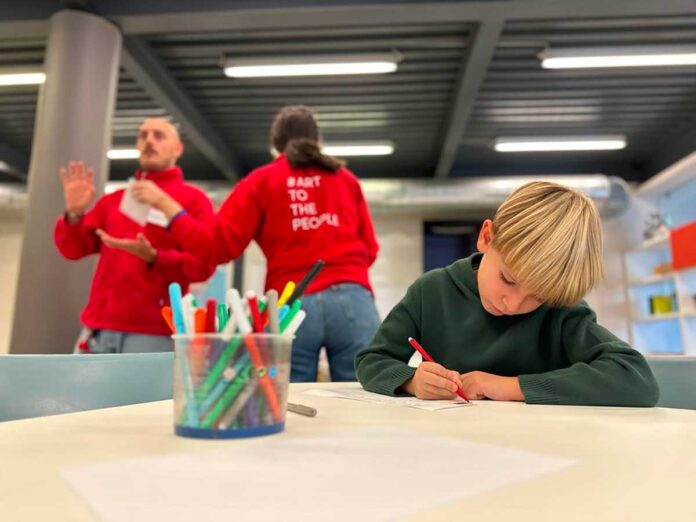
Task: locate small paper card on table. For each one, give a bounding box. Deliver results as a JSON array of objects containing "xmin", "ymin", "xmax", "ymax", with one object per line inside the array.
[{"xmin": 303, "ymin": 387, "xmax": 472, "ymax": 411}]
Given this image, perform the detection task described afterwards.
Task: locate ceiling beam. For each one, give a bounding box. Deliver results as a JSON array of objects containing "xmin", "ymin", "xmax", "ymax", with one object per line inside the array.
[
  {"xmin": 0, "ymin": 142, "xmax": 29, "ymax": 181},
  {"xmin": 434, "ymin": 19, "xmax": 503, "ymax": 179},
  {"xmin": 4, "ymin": 1, "xmax": 696, "ymax": 38},
  {"xmin": 0, "ymin": 20, "xmax": 48, "ymax": 39},
  {"xmin": 120, "ymin": 36, "xmax": 241, "ymax": 181},
  {"xmin": 115, "ymin": 1, "xmax": 696, "ymax": 35}
]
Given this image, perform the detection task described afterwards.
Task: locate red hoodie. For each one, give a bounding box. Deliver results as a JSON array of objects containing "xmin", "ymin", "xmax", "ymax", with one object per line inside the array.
[
  {"xmin": 54, "ymin": 166, "xmax": 216, "ymax": 335},
  {"xmin": 170, "ymin": 155, "xmax": 378, "ymax": 295}
]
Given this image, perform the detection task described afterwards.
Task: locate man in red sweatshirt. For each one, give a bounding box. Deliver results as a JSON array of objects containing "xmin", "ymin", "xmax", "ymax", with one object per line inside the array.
[{"xmin": 54, "ymin": 117, "xmax": 216, "ymax": 353}]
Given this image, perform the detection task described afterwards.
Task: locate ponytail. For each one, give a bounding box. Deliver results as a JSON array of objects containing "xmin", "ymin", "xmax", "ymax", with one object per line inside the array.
[{"xmin": 285, "ymin": 138, "xmax": 344, "ymax": 172}]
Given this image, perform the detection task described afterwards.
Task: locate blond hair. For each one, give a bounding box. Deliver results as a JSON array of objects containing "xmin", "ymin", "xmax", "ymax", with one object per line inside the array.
[{"xmin": 491, "ymin": 181, "xmax": 604, "ymax": 307}]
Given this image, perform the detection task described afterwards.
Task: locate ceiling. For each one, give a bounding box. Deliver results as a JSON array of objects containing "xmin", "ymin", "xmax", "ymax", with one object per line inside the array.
[{"xmin": 1, "ymin": 0, "xmax": 696, "ymax": 184}]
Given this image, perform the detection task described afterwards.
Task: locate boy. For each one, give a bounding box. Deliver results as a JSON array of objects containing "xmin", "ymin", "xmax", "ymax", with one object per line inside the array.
[{"xmin": 355, "ymin": 182, "xmax": 659, "ymax": 406}]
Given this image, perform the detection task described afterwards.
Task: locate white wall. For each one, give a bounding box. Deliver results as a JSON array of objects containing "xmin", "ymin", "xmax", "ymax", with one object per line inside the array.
[
  {"xmin": 369, "ymin": 213, "xmax": 423, "ymax": 319},
  {"xmin": 0, "ymin": 208, "xmax": 24, "ymax": 354}
]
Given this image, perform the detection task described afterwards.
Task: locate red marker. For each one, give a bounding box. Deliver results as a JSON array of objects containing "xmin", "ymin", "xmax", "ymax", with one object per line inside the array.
[
  {"xmin": 246, "ymin": 291, "xmax": 264, "ymax": 333},
  {"xmin": 205, "ymin": 299, "xmax": 217, "ymax": 333},
  {"xmin": 408, "ymin": 337, "xmax": 470, "ymax": 403}
]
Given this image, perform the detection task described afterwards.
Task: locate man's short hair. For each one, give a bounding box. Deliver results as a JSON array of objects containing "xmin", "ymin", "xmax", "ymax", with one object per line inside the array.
[
  {"xmin": 139, "ymin": 117, "xmax": 181, "ymax": 143},
  {"xmin": 491, "ymin": 181, "xmax": 604, "ymax": 307}
]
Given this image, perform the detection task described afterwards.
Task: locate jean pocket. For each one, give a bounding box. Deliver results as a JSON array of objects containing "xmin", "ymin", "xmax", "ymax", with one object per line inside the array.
[{"xmin": 333, "ymin": 285, "xmax": 379, "ymax": 330}]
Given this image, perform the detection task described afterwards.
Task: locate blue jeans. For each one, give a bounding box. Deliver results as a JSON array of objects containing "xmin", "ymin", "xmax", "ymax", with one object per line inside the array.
[
  {"xmin": 291, "ymin": 283, "xmax": 380, "ymax": 382},
  {"xmin": 90, "ymin": 330, "xmax": 173, "ymax": 354}
]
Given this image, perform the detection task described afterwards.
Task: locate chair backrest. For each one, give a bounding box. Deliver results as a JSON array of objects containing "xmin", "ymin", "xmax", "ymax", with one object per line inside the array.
[
  {"xmin": 0, "ymin": 352, "xmax": 173, "ymax": 422},
  {"xmin": 646, "ymin": 355, "xmax": 696, "ymax": 410}
]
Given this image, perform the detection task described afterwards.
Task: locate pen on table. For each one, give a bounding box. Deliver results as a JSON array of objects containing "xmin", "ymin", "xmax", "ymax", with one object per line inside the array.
[
  {"xmin": 407, "ymin": 337, "xmax": 470, "ymax": 403},
  {"xmin": 287, "ymin": 402, "xmax": 317, "ymax": 417},
  {"xmin": 287, "ymin": 260, "xmax": 325, "ymax": 305}
]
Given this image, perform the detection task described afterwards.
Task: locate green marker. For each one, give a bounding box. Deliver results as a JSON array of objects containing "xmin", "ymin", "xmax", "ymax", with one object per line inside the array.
[
  {"xmin": 279, "ymin": 299, "xmax": 302, "ymax": 332},
  {"xmin": 201, "ymin": 365, "xmax": 252, "ymax": 428},
  {"xmin": 197, "ymin": 300, "xmax": 268, "ymax": 398},
  {"xmin": 217, "ymin": 303, "xmax": 229, "ymax": 331}
]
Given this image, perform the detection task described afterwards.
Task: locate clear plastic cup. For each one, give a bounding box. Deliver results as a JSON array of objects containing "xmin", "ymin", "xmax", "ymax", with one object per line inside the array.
[{"xmin": 172, "ymin": 333, "xmax": 293, "ymax": 439}]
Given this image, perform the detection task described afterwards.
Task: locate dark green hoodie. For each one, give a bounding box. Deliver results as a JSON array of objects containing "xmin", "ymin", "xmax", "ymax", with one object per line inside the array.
[{"xmin": 355, "ymin": 253, "xmax": 659, "ymax": 407}]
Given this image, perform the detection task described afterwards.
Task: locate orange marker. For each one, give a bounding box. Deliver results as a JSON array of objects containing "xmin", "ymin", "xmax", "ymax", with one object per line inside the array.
[
  {"xmin": 194, "ymin": 308, "xmax": 206, "ymax": 334},
  {"xmin": 161, "ymin": 306, "xmax": 175, "ymax": 333},
  {"xmin": 244, "ymin": 333, "xmax": 282, "ymax": 423}
]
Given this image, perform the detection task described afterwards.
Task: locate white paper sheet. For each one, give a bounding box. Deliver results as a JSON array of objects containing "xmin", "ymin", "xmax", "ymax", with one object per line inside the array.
[
  {"xmin": 303, "ymin": 387, "xmax": 471, "ymax": 411},
  {"xmin": 60, "ymin": 427, "xmax": 577, "ymax": 522},
  {"xmin": 118, "ymin": 178, "xmax": 150, "ymax": 225}
]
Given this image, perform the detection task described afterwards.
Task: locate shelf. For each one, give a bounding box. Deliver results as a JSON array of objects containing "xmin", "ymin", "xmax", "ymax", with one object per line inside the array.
[
  {"xmin": 628, "ymin": 273, "xmax": 675, "ymax": 286},
  {"xmin": 628, "ymin": 235, "xmax": 670, "ymax": 253}
]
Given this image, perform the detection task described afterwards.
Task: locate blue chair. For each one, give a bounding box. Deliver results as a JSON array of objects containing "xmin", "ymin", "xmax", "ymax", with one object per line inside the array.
[
  {"xmin": 646, "ymin": 355, "xmax": 696, "ymax": 410},
  {"xmin": 0, "ymin": 352, "xmax": 173, "ymax": 422}
]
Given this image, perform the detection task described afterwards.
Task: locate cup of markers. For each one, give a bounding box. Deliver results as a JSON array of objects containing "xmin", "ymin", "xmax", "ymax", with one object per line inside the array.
[{"xmin": 165, "ymin": 281, "xmax": 306, "ymax": 439}]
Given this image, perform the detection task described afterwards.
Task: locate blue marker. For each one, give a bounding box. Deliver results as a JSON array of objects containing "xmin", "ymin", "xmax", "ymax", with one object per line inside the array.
[
  {"xmin": 168, "ymin": 282, "xmax": 186, "ymax": 334},
  {"xmin": 278, "ymin": 304, "xmax": 290, "ymax": 324},
  {"xmin": 169, "ymin": 282, "xmax": 198, "ymax": 426}
]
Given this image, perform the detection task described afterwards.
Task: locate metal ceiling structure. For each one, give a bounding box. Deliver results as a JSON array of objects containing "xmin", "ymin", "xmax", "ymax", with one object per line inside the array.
[{"xmin": 1, "ymin": 0, "xmax": 696, "ymax": 184}]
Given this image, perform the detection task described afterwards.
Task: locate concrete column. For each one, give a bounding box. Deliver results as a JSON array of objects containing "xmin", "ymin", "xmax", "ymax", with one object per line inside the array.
[{"xmin": 10, "ymin": 10, "xmax": 121, "ymax": 354}]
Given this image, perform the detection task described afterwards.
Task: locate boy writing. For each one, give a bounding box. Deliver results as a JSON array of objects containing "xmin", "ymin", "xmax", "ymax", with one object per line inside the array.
[{"xmin": 355, "ymin": 182, "xmax": 659, "ymax": 406}]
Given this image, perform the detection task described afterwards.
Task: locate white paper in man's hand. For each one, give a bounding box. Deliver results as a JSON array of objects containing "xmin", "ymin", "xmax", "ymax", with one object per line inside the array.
[{"xmin": 119, "ymin": 178, "xmax": 151, "ymax": 226}]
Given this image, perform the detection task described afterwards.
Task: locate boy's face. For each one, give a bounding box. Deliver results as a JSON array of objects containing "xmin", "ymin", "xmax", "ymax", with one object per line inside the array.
[{"xmin": 475, "ymin": 220, "xmax": 543, "ymax": 316}]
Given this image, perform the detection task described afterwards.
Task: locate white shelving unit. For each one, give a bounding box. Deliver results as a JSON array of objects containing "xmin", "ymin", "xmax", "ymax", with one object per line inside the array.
[
  {"xmin": 624, "ymin": 152, "xmax": 696, "ymax": 355},
  {"xmin": 624, "ymin": 246, "xmax": 696, "ymax": 354}
]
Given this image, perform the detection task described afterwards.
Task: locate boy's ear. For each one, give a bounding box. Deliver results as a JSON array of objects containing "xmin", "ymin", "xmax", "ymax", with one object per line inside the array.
[{"xmin": 477, "ymin": 219, "xmax": 494, "ymax": 252}]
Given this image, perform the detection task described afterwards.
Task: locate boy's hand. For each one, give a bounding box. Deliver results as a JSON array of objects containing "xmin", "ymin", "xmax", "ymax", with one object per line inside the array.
[
  {"xmin": 458, "ymin": 371, "xmax": 524, "ymax": 401},
  {"xmin": 402, "ymin": 362, "xmax": 461, "ymax": 400}
]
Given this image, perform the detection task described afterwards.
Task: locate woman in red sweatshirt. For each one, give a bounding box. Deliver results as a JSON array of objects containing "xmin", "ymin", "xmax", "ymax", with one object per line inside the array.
[{"xmin": 132, "ymin": 105, "xmax": 381, "ymax": 381}]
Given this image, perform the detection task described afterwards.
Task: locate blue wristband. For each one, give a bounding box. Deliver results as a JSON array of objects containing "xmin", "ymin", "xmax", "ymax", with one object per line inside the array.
[{"xmin": 167, "ymin": 209, "xmax": 187, "ymax": 230}]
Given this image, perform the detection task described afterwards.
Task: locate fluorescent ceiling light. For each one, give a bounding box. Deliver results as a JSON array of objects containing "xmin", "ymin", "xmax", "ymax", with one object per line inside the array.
[
  {"xmin": 484, "ymin": 106, "xmax": 600, "ymax": 123},
  {"xmin": 486, "ymin": 107, "xmax": 600, "ymax": 116},
  {"xmin": 0, "ymin": 72, "xmax": 45, "ymax": 86},
  {"xmin": 494, "ymin": 136, "xmax": 626, "ymax": 152},
  {"xmin": 540, "ymin": 45, "xmax": 696, "ymax": 69},
  {"xmin": 487, "ymin": 114, "xmax": 600, "ymax": 123},
  {"xmin": 107, "ymin": 149, "xmax": 140, "ymax": 160},
  {"xmin": 222, "ymin": 53, "xmax": 400, "ymax": 78},
  {"xmin": 322, "ymin": 141, "xmax": 395, "ymax": 156},
  {"xmin": 316, "ymin": 111, "xmax": 391, "ymax": 120}
]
